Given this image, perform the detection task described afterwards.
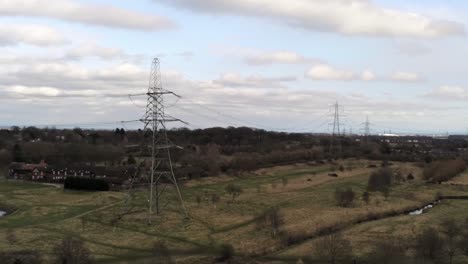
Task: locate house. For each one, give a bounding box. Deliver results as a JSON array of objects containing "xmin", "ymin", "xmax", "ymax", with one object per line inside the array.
[
  {"xmin": 9, "ymin": 161, "xmax": 138, "ymax": 188},
  {"xmin": 9, "ymin": 160, "xmax": 48, "ymax": 180}
]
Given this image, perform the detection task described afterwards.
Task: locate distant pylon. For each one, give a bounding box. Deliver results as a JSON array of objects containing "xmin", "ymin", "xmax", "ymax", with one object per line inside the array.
[
  {"xmin": 329, "ymin": 102, "xmax": 343, "ymax": 156},
  {"xmin": 361, "ymin": 116, "xmax": 372, "ymax": 141},
  {"xmin": 141, "ymin": 58, "xmax": 188, "ymax": 223}
]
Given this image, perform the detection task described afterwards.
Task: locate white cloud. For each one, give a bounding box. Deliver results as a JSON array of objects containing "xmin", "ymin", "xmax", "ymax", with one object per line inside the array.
[
  {"xmin": 244, "ymin": 51, "xmax": 319, "ymax": 65},
  {"xmin": 65, "ymin": 43, "xmax": 125, "ymax": 59},
  {"xmin": 0, "ymin": 61, "xmax": 148, "ymax": 97},
  {"xmin": 5, "ymin": 85, "xmax": 61, "ymax": 96},
  {"xmin": 305, "ymin": 64, "xmax": 355, "ymax": 81},
  {"xmin": 425, "ymin": 85, "xmax": 468, "ymax": 100},
  {"xmin": 0, "ymin": 0, "xmax": 175, "ymax": 30},
  {"xmin": 160, "ymin": 0, "xmax": 465, "ymax": 38},
  {"xmin": 0, "ymin": 60, "xmax": 456, "ymax": 132},
  {"xmin": 361, "ymin": 70, "xmax": 376, "ymax": 81},
  {"xmin": 213, "ymin": 72, "xmax": 297, "ymax": 88},
  {"xmin": 0, "ymin": 24, "xmax": 66, "ymax": 46},
  {"xmin": 391, "ymin": 71, "xmax": 421, "ymax": 82}
]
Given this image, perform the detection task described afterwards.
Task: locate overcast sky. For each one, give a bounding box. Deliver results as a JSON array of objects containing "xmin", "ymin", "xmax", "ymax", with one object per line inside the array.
[{"xmin": 1, "ymin": 0, "xmax": 468, "ymax": 134}]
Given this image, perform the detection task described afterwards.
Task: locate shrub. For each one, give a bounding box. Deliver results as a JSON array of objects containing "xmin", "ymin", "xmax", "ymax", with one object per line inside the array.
[
  {"xmin": 215, "ymin": 243, "xmax": 234, "ymax": 262},
  {"xmin": 6, "ymin": 229, "xmax": 17, "ymax": 245},
  {"xmin": 414, "ymin": 227, "xmax": 444, "ymax": 262},
  {"xmin": 362, "ymin": 191, "xmax": 370, "ymax": 205},
  {"xmin": 423, "ymin": 159, "xmax": 467, "ymax": 183},
  {"xmin": 364, "ymin": 238, "xmax": 411, "ymax": 264},
  {"xmin": 334, "ymin": 188, "xmax": 355, "ymax": 207},
  {"xmin": 225, "ymin": 184, "xmax": 243, "ymax": 202},
  {"xmin": 281, "ymin": 176, "xmax": 288, "ymax": 187},
  {"xmin": 64, "ymin": 177, "xmax": 109, "ymax": 191},
  {"xmin": 256, "ymin": 207, "xmax": 284, "ymax": 238},
  {"xmin": 53, "ymin": 236, "xmax": 94, "ymax": 264},
  {"xmin": 211, "ymin": 194, "xmax": 220, "ymax": 208},
  {"xmin": 151, "ymin": 241, "xmax": 173, "ymax": 264},
  {"xmin": 339, "ymin": 165, "xmax": 345, "ymax": 172},
  {"xmin": 440, "ymin": 218, "xmax": 462, "ymax": 264},
  {"xmin": 383, "ymin": 188, "xmax": 391, "ymax": 201},
  {"xmin": 313, "ymin": 232, "xmax": 353, "ymax": 264},
  {"xmin": 0, "ymin": 250, "xmax": 42, "ymax": 264},
  {"xmin": 367, "ymin": 168, "xmax": 393, "ymax": 192},
  {"xmin": 407, "ymin": 173, "xmax": 414, "ymax": 181}
]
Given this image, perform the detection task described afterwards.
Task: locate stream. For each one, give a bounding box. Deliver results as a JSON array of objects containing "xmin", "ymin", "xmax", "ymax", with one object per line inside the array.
[{"xmin": 408, "ymin": 200, "xmax": 441, "ymax": 215}]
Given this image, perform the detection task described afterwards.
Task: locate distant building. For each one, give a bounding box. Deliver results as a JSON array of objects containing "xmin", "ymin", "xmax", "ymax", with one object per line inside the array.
[
  {"xmin": 8, "ymin": 161, "xmax": 136, "ymax": 187},
  {"xmin": 9, "ymin": 160, "xmax": 48, "ymax": 181}
]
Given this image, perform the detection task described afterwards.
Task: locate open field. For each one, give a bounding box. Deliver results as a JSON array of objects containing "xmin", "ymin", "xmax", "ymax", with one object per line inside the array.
[{"xmin": 1, "ymin": 160, "xmax": 468, "ymax": 263}]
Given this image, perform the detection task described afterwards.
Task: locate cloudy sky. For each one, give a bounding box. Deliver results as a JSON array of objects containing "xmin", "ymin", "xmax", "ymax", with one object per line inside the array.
[{"xmin": 1, "ymin": 0, "xmax": 468, "ymax": 134}]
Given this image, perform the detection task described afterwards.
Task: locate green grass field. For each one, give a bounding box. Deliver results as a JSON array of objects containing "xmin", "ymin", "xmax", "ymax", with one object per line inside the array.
[{"xmin": 1, "ymin": 160, "xmax": 468, "ymax": 263}]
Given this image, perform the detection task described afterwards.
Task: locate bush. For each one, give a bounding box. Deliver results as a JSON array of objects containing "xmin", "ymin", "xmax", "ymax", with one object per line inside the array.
[
  {"xmin": 362, "ymin": 191, "xmax": 370, "ymax": 205},
  {"xmin": 281, "ymin": 176, "xmax": 288, "ymax": 187},
  {"xmin": 215, "ymin": 243, "xmax": 234, "ymax": 262},
  {"xmin": 151, "ymin": 241, "xmax": 173, "ymax": 264},
  {"xmin": 53, "ymin": 236, "xmax": 94, "ymax": 264},
  {"xmin": 211, "ymin": 194, "xmax": 220, "ymax": 208},
  {"xmin": 367, "ymin": 168, "xmax": 393, "ymax": 192},
  {"xmin": 225, "ymin": 184, "xmax": 243, "ymax": 202},
  {"xmin": 0, "ymin": 250, "xmax": 42, "ymax": 264},
  {"xmin": 407, "ymin": 173, "xmax": 414, "ymax": 181},
  {"xmin": 364, "ymin": 238, "xmax": 411, "ymax": 264},
  {"xmin": 423, "ymin": 159, "xmax": 467, "ymax": 183},
  {"xmin": 334, "ymin": 188, "xmax": 355, "ymax": 207},
  {"xmin": 339, "ymin": 165, "xmax": 345, "ymax": 172},
  {"xmin": 313, "ymin": 232, "xmax": 353, "ymax": 264},
  {"xmin": 256, "ymin": 207, "xmax": 284, "ymax": 238},
  {"xmin": 64, "ymin": 177, "xmax": 109, "ymax": 191},
  {"xmin": 440, "ymin": 218, "xmax": 462, "ymax": 264},
  {"xmin": 414, "ymin": 227, "xmax": 444, "ymax": 262}
]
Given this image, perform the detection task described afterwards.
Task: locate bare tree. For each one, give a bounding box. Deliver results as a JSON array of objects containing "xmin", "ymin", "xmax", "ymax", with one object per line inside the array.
[
  {"xmin": 256, "ymin": 207, "xmax": 284, "ymax": 238},
  {"xmin": 225, "ymin": 184, "xmax": 243, "ymax": 202},
  {"xmin": 6, "ymin": 229, "xmax": 17, "ymax": 245},
  {"xmin": 53, "ymin": 236, "xmax": 94, "ymax": 264},
  {"xmin": 313, "ymin": 232, "xmax": 352, "ymax": 264},
  {"xmin": 281, "ymin": 176, "xmax": 288, "ymax": 188},
  {"xmin": 148, "ymin": 241, "xmax": 173, "ymax": 264},
  {"xmin": 0, "ymin": 250, "xmax": 42, "ymax": 264},
  {"xmin": 362, "ymin": 191, "xmax": 370, "ymax": 205},
  {"xmin": 365, "ymin": 237, "xmax": 410, "ymax": 264},
  {"xmin": 334, "ymin": 188, "xmax": 355, "ymax": 208},
  {"xmin": 211, "ymin": 194, "xmax": 220, "ymax": 208},
  {"xmin": 414, "ymin": 227, "xmax": 443, "ymax": 262},
  {"xmin": 441, "ymin": 218, "xmax": 462, "ymax": 264}
]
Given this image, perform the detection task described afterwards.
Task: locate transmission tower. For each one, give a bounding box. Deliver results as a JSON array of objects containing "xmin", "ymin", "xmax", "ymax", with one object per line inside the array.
[
  {"xmin": 329, "ymin": 102, "xmax": 343, "ymax": 156},
  {"xmin": 361, "ymin": 116, "xmax": 372, "ymax": 141},
  {"xmin": 141, "ymin": 58, "xmax": 188, "ymax": 223}
]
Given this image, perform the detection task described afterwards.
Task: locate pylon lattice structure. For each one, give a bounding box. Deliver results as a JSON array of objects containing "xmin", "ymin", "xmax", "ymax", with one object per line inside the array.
[
  {"xmin": 141, "ymin": 58, "xmax": 188, "ymax": 223},
  {"xmin": 361, "ymin": 116, "xmax": 372, "ymax": 141},
  {"xmin": 329, "ymin": 102, "xmax": 343, "ymax": 156}
]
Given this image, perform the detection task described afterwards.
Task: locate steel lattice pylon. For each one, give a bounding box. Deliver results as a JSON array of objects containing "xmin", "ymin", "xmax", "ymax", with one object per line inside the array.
[
  {"xmin": 141, "ymin": 58, "xmax": 188, "ymax": 223},
  {"xmin": 329, "ymin": 101, "xmax": 343, "ymax": 157}
]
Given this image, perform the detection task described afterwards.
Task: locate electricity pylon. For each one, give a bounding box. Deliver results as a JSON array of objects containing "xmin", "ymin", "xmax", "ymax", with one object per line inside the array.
[
  {"xmin": 361, "ymin": 116, "xmax": 372, "ymax": 142},
  {"xmin": 141, "ymin": 58, "xmax": 188, "ymax": 223},
  {"xmin": 329, "ymin": 102, "xmax": 343, "ymax": 157}
]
